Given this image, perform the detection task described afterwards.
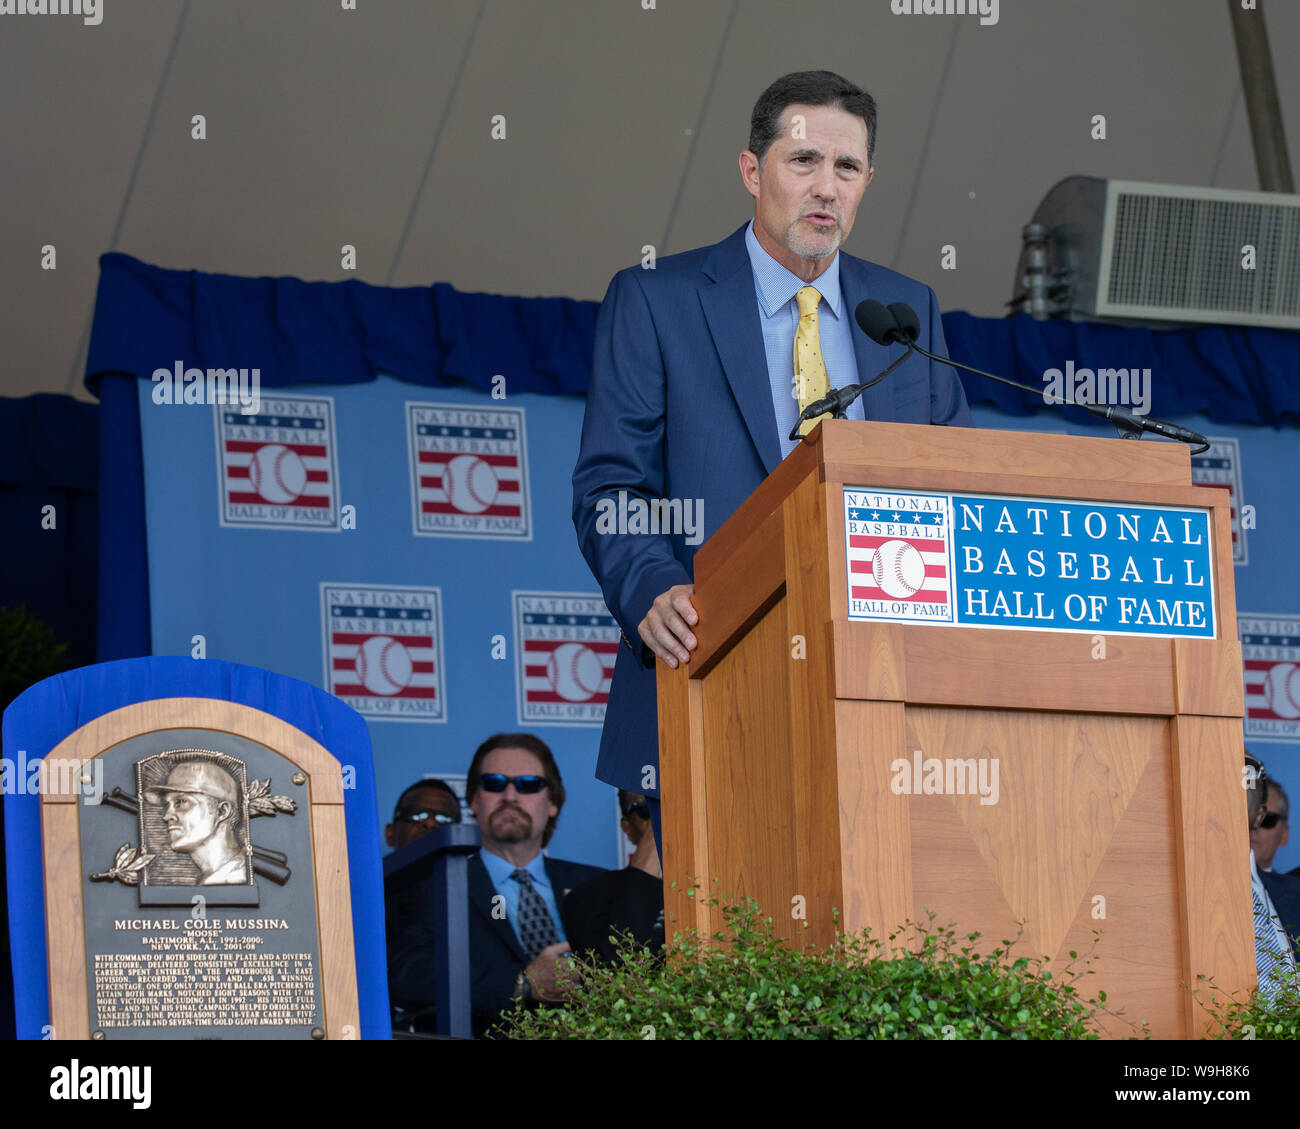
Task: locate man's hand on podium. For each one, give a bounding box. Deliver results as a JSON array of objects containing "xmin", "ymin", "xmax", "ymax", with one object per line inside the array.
[{"xmin": 638, "ymin": 583, "xmax": 698, "ymax": 669}]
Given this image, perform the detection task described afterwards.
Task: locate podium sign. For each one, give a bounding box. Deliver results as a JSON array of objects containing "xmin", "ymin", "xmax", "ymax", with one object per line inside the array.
[
  {"xmin": 41, "ymin": 698, "xmax": 360, "ymax": 1040},
  {"xmin": 659, "ymin": 421, "xmax": 1254, "ymax": 1039},
  {"xmin": 842, "ymin": 486, "xmax": 1216, "ymax": 637}
]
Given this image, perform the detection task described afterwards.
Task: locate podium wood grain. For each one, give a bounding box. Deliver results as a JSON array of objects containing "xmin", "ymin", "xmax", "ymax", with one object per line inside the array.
[{"xmin": 659, "ymin": 420, "xmax": 1253, "ymax": 1039}]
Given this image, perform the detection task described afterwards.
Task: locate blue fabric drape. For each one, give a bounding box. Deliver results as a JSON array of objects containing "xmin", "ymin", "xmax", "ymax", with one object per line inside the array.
[
  {"xmin": 942, "ymin": 312, "xmax": 1300, "ymax": 426},
  {"xmin": 86, "ymin": 252, "xmax": 599, "ymax": 399},
  {"xmin": 0, "ymin": 394, "xmax": 99, "ymax": 666},
  {"xmin": 86, "ymin": 251, "xmax": 1300, "ymax": 423}
]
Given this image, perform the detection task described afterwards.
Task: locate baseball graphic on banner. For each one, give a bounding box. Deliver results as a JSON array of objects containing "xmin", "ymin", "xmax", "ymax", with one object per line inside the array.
[
  {"xmin": 444, "ymin": 455, "xmax": 499, "ymax": 514},
  {"xmin": 547, "ymin": 642, "xmax": 605, "ymax": 702},
  {"xmin": 1264, "ymin": 662, "xmax": 1300, "ymax": 721},
  {"xmin": 355, "ymin": 636, "xmax": 413, "ymax": 696},
  {"xmin": 872, "ymin": 539, "xmax": 925, "ymax": 599},
  {"xmin": 249, "ymin": 444, "xmax": 308, "ymax": 504}
]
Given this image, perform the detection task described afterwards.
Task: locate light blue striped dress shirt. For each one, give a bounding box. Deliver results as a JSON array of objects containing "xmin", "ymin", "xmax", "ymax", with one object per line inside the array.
[{"xmin": 744, "ymin": 218, "xmax": 866, "ymax": 460}]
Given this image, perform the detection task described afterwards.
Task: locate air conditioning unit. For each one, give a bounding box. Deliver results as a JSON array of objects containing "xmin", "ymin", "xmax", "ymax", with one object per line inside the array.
[{"xmin": 1009, "ymin": 176, "xmax": 1300, "ymax": 329}]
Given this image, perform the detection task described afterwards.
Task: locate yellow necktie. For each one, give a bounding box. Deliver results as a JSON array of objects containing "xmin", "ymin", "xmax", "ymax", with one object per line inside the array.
[{"xmin": 794, "ymin": 285, "xmax": 830, "ymax": 436}]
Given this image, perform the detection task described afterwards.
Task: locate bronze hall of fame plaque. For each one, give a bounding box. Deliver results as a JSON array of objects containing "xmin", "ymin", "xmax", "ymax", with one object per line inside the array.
[{"xmin": 77, "ymin": 729, "xmax": 325, "ymax": 1039}]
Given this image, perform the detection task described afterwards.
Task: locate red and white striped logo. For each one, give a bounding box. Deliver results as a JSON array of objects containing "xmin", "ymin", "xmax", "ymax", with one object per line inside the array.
[
  {"xmin": 216, "ymin": 396, "xmax": 339, "ymax": 529},
  {"xmin": 1192, "ymin": 438, "xmax": 1247, "ymax": 566},
  {"xmin": 844, "ymin": 490, "xmax": 953, "ymax": 623},
  {"xmin": 1242, "ymin": 615, "xmax": 1300, "ymax": 742},
  {"xmin": 321, "ymin": 584, "xmax": 445, "ymax": 722},
  {"xmin": 407, "ymin": 402, "xmax": 530, "ymax": 539},
  {"xmin": 513, "ymin": 592, "xmax": 618, "ymax": 726}
]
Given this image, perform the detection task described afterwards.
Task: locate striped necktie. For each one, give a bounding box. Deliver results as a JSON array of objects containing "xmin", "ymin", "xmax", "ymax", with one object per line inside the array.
[{"xmin": 1253, "ymin": 880, "xmax": 1296, "ymax": 1003}]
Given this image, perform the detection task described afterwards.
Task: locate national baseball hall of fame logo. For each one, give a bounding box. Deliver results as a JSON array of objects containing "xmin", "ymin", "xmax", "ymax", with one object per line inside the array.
[
  {"xmin": 1241, "ymin": 615, "xmax": 1300, "ymax": 742},
  {"xmin": 843, "ymin": 489, "xmax": 953, "ymax": 623},
  {"xmin": 406, "ymin": 402, "xmax": 531, "ymax": 539},
  {"xmin": 321, "ymin": 584, "xmax": 445, "ymax": 722},
  {"xmin": 215, "ymin": 396, "xmax": 340, "ymax": 530},
  {"xmin": 513, "ymin": 592, "xmax": 618, "ymax": 726}
]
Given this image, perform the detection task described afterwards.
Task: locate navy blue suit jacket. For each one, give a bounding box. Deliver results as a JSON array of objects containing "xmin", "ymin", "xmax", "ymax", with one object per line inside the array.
[
  {"xmin": 389, "ymin": 851, "xmax": 604, "ymax": 1038},
  {"xmin": 1259, "ymin": 867, "xmax": 1300, "ymax": 958},
  {"xmin": 572, "ymin": 221, "xmax": 973, "ymax": 795}
]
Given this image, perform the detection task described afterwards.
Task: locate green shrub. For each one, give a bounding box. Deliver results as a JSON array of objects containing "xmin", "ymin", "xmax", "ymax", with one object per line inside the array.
[
  {"xmin": 496, "ymin": 889, "xmax": 1112, "ymax": 1039},
  {"xmin": 1197, "ymin": 962, "xmax": 1300, "ymax": 1040},
  {"xmin": 0, "ymin": 604, "xmax": 70, "ymax": 713}
]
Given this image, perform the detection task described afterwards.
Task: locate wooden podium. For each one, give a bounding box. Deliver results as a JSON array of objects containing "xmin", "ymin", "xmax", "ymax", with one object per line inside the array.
[{"xmin": 658, "ymin": 420, "xmax": 1253, "ymax": 1039}]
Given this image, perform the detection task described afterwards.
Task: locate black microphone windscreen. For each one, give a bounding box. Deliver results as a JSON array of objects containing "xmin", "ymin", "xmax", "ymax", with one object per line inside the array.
[
  {"xmin": 854, "ymin": 299, "xmax": 897, "ymax": 345},
  {"xmin": 887, "ymin": 302, "xmax": 921, "ymax": 343}
]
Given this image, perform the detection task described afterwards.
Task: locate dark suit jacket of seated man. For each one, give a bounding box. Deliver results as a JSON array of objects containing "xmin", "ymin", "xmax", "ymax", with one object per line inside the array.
[
  {"xmin": 389, "ymin": 734, "xmax": 604, "ymax": 1038},
  {"xmin": 571, "ymin": 70, "xmax": 973, "ymax": 823},
  {"xmin": 389, "ymin": 851, "xmax": 604, "ymax": 1038}
]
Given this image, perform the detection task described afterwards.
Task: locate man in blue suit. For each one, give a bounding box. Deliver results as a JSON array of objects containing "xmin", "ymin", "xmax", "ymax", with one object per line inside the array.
[{"xmin": 572, "ymin": 70, "xmax": 973, "ymax": 850}]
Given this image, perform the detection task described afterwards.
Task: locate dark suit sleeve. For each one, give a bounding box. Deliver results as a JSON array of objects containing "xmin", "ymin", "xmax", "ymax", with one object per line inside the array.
[
  {"xmin": 471, "ymin": 943, "xmax": 525, "ymax": 1032},
  {"xmin": 557, "ymin": 861, "xmax": 609, "ymax": 944},
  {"xmin": 925, "ymin": 285, "xmax": 974, "ymax": 428},
  {"xmin": 473, "ymin": 860, "xmax": 606, "ymax": 1032},
  {"xmin": 563, "ymin": 875, "xmax": 616, "ymax": 962},
  {"xmin": 572, "ymin": 268, "xmax": 693, "ymax": 650},
  {"xmin": 387, "ymin": 883, "xmax": 438, "ymax": 1009}
]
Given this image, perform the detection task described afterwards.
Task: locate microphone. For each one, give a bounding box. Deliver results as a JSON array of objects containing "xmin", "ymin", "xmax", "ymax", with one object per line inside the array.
[
  {"xmin": 887, "ymin": 301, "xmax": 920, "ymax": 344},
  {"xmin": 788, "ymin": 297, "xmax": 918, "ymax": 440},
  {"xmin": 787, "ymin": 338, "xmax": 915, "ymax": 441},
  {"xmin": 858, "ymin": 300, "xmax": 911, "ymax": 345},
  {"xmin": 854, "ymin": 299, "xmax": 1210, "ymax": 454}
]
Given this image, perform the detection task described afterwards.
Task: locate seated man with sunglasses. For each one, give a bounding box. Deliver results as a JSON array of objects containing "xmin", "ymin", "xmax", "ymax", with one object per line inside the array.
[
  {"xmin": 565, "ymin": 790, "xmax": 665, "ymax": 964},
  {"xmin": 1247, "ymin": 753, "xmax": 1300, "ymax": 1000},
  {"xmin": 385, "ymin": 777, "xmax": 464, "ymax": 850},
  {"xmin": 1249, "ymin": 755, "xmax": 1300, "ymax": 964},
  {"xmin": 390, "ymin": 734, "xmax": 604, "ymax": 1037}
]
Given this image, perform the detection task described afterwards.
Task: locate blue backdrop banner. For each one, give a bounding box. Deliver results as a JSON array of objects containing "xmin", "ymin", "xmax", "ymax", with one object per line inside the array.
[{"xmin": 82, "ymin": 252, "xmax": 1300, "ymax": 879}]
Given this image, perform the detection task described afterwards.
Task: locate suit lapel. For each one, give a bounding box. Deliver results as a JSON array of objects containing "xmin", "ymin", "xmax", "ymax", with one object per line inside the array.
[
  {"xmin": 700, "ymin": 225, "xmax": 783, "ymax": 476},
  {"xmin": 545, "ymin": 857, "xmax": 580, "ymax": 940},
  {"xmin": 841, "ymin": 254, "xmax": 900, "ymax": 423},
  {"xmin": 469, "ymin": 852, "xmax": 525, "ymax": 962}
]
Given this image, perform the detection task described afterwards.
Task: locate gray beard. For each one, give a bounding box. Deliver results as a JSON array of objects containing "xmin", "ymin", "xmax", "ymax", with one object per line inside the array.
[{"xmin": 788, "ymin": 228, "xmax": 840, "ymax": 261}]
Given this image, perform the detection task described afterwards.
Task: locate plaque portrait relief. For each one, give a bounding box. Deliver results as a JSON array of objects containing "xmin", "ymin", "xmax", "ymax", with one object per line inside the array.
[
  {"xmin": 141, "ymin": 753, "xmax": 253, "ymax": 888},
  {"xmin": 72, "ymin": 727, "xmax": 330, "ymax": 1039}
]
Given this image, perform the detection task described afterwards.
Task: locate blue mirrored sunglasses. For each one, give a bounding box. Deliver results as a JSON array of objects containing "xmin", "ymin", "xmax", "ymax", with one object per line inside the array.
[{"xmin": 478, "ymin": 773, "xmax": 548, "ymax": 795}]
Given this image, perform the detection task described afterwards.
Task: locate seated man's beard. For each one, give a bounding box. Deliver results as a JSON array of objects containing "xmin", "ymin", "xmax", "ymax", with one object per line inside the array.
[{"xmin": 490, "ymin": 805, "xmax": 533, "ymax": 842}]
